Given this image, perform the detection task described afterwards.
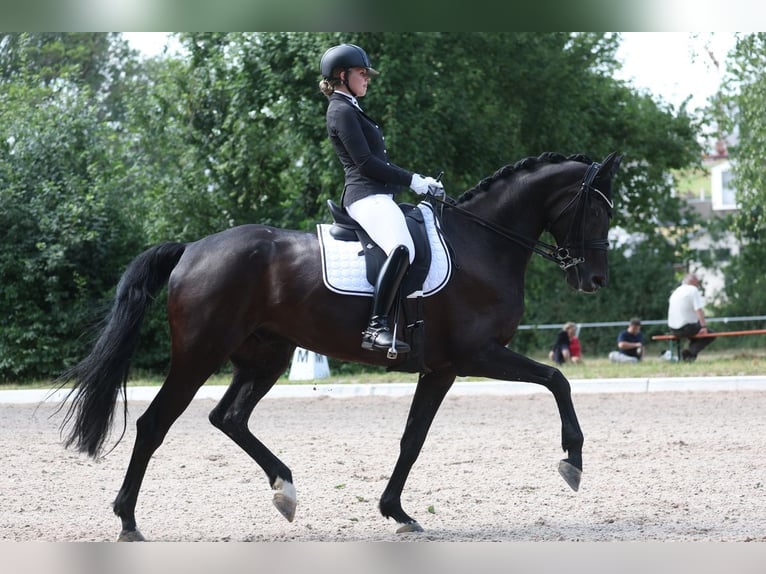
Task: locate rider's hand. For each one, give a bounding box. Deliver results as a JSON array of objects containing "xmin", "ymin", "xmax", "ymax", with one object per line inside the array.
[
  {"xmin": 428, "ymin": 179, "xmax": 445, "ymax": 197},
  {"xmin": 410, "ymin": 174, "xmax": 442, "ymax": 195}
]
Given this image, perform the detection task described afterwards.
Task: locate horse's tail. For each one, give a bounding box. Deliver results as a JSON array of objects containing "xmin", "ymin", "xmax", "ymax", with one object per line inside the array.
[{"xmin": 57, "ymin": 242, "xmax": 187, "ymax": 458}]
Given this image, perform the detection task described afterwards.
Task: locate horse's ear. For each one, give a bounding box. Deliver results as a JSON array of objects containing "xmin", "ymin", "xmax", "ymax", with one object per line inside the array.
[{"xmin": 598, "ymin": 151, "xmax": 623, "ymax": 178}]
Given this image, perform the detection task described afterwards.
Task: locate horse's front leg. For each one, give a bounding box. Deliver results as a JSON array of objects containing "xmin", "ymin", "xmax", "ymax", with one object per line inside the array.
[
  {"xmin": 455, "ymin": 342, "xmax": 583, "ymax": 491},
  {"xmin": 379, "ymin": 370, "xmax": 456, "ymax": 533}
]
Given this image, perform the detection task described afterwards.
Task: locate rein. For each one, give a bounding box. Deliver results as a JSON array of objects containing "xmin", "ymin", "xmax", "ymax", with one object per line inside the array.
[{"xmin": 427, "ymin": 161, "xmax": 611, "ymax": 270}]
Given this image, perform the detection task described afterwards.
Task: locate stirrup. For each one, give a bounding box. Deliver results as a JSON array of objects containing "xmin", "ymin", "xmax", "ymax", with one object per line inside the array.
[{"xmin": 361, "ymin": 324, "xmax": 410, "ymax": 356}]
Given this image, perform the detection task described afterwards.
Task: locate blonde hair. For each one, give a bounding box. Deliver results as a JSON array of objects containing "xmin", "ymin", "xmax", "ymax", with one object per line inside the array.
[
  {"xmin": 563, "ymin": 321, "xmax": 576, "ymax": 332},
  {"xmin": 319, "ymin": 76, "xmax": 341, "ymax": 97}
]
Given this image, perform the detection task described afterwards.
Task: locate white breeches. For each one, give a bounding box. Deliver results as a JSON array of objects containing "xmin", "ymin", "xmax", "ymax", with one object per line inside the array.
[{"xmin": 346, "ymin": 194, "xmax": 415, "ymax": 263}]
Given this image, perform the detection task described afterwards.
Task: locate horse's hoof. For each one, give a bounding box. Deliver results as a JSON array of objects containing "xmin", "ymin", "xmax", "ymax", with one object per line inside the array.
[
  {"xmin": 396, "ymin": 521, "xmax": 424, "ymax": 533},
  {"xmin": 117, "ymin": 529, "xmax": 146, "ymax": 542},
  {"xmin": 558, "ymin": 459, "xmax": 582, "ymax": 492},
  {"xmin": 273, "ymin": 492, "xmax": 297, "ymax": 522},
  {"xmin": 272, "ymin": 477, "xmax": 297, "ymax": 522}
]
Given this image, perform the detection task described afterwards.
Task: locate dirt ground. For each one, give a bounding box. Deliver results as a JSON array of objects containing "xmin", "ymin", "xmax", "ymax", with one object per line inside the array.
[{"xmin": 2, "ymin": 389, "xmax": 765, "ymax": 542}]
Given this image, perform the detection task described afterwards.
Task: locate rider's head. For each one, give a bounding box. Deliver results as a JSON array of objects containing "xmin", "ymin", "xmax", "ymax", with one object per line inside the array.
[{"xmin": 318, "ymin": 44, "xmax": 378, "ymax": 98}]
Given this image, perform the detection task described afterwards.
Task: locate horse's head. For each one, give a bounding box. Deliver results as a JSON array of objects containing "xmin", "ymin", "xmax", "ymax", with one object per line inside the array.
[{"xmin": 546, "ymin": 151, "xmax": 623, "ymax": 293}]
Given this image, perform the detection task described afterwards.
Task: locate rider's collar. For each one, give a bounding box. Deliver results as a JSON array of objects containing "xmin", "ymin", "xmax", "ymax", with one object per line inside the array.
[{"xmin": 335, "ymin": 90, "xmax": 362, "ymax": 111}]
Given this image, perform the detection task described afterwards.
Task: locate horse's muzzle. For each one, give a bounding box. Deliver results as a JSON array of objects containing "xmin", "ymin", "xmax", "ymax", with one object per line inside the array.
[{"xmin": 567, "ymin": 267, "xmax": 608, "ymax": 293}]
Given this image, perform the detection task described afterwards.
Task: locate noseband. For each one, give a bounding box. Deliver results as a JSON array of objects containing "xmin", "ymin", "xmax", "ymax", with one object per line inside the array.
[
  {"xmin": 545, "ymin": 161, "xmax": 614, "ymax": 269},
  {"xmin": 429, "ymin": 161, "xmax": 613, "ymax": 270}
]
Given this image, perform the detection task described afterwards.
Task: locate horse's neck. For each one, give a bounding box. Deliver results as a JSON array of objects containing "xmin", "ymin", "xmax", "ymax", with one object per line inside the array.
[
  {"xmin": 446, "ymin": 191, "xmax": 542, "ymax": 281},
  {"xmin": 470, "ymin": 184, "xmax": 548, "ymax": 241},
  {"xmin": 503, "ymin": 165, "xmax": 582, "ymax": 237}
]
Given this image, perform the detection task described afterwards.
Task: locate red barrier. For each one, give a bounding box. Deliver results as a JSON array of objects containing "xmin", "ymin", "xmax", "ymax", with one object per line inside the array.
[{"xmin": 652, "ymin": 329, "xmax": 766, "ymax": 341}]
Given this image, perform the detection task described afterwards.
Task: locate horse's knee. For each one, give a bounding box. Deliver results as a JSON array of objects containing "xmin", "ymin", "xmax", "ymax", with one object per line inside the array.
[{"xmin": 544, "ymin": 368, "xmax": 572, "ymax": 393}]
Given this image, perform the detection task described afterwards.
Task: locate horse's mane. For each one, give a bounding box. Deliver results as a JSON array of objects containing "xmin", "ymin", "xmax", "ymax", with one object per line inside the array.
[{"xmin": 456, "ymin": 152, "xmax": 593, "ymax": 204}]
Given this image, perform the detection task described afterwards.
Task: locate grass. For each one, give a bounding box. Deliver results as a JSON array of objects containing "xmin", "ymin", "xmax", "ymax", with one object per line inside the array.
[
  {"xmin": 3, "ymin": 349, "xmax": 765, "ymax": 391},
  {"xmin": 546, "ymin": 349, "xmax": 766, "ymax": 380}
]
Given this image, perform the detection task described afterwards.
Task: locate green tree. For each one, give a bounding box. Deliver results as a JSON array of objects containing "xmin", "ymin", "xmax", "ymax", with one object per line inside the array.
[
  {"xmin": 0, "ymin": 34, "xmax": 146, "ymax": 381},
  {"xmin": 0, "ymin": 33, "xmax": 141, "ymax": 120},
  {"xmin": 710, "ymin": 33, "xmax": 766, "ymax": 318},
  {"xmin": 149, "ymin": 33, "xmax": 700, "ymax": 235}
]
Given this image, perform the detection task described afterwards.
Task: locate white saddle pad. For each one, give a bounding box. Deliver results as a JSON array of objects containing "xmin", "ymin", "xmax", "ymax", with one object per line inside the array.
[{"xmin": 317, "ymin": 202, "xmax": 452, "ymax": 298}]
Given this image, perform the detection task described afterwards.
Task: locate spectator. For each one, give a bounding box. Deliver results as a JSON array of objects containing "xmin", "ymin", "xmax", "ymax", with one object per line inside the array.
[
  {"xmin": 569, "ymin": 329, "xmax": 583, "ymax": 364},
  {"xmin": 548, "ymin": 322, "xmax": 578, "ymax": 365},
  {"xmin": 668, "ymin": 273, "xmax": 714, "ymax": 362},
  {"xmin": 608, "ymin": 318, "xmax": 644, "ymax": 363}
]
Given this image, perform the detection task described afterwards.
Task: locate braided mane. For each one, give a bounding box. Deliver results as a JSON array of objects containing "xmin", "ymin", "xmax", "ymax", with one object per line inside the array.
[{"xmin": 456, "ymin": 152, "xmax": 593, "ymax": 204}]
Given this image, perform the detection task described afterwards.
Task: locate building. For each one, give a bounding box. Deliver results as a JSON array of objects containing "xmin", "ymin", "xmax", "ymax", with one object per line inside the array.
[{"xmin": 673, "ymin": 139, "xmax": 739, "ymax": 305}]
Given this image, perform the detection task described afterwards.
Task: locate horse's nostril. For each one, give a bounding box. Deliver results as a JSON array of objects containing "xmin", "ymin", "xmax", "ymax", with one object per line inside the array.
[{"xmin": 593, "ymin": 275, "xmax": 607, "ymax": 288}]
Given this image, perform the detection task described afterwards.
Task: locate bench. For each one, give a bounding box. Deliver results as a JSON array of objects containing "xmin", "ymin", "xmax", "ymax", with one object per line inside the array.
[{"xmin": 651, "ymin": 329, "xmax": 766, "ymax": 360}]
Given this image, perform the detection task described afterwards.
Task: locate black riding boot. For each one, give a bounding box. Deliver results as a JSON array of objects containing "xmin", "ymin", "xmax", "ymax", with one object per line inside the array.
[{"xmin": 361, "ymin": 244, "xmax": 411, "ymax": 355}]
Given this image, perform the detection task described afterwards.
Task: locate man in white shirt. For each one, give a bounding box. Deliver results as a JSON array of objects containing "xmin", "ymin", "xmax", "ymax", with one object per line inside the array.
[{"xmin": 667, "ymin": 273, "xmax": 714, "ymax": 361}]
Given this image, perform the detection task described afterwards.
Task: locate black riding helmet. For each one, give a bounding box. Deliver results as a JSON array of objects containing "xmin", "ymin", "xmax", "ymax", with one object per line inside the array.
[{"xmin": 319, "ymin": 43, "xmax": 379, "ymax": 79}]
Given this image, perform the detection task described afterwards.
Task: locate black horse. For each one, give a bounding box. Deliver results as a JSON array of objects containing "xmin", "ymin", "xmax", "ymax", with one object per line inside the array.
[{"xmin": 57, "ymin": 151, "xmax": 623, "ymax": 541}]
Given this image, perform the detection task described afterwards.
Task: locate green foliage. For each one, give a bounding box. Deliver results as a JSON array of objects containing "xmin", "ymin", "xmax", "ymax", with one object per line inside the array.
[
  {"xmin": 710, "ymin": 33, "xmax": 766, "ymax": 318},
  {"xmin": 1, "ymin": 33, "xmax": 113, "ymax": 89},
  {"xmin": 144, "ymin": 33, "xmax": 701, "ymax": 236},
  {"xmin": 0, "ymin": 34, "xmax": 145, "ymax": 381},
  {"xmin": 714, "ymin": 241, "xmax": 766, "ymax": 319},
  {"xmin": 715, "ymin": 34, "xmax": 766, "ymax": 237},
  {"xmin": 1, "ymin": 32, "xmax": 709, "ymax": 382}
]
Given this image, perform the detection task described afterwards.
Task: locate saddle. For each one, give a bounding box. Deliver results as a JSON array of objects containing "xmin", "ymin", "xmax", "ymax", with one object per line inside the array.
[{"xmin": 325, "ymin": 200, "xmax": 432, "ymax": 296}]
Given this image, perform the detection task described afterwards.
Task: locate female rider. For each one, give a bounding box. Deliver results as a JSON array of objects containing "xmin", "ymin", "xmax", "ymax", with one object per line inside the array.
[{"xmin": 319, "ymin": 43, "xmax": 442, "ymax": 355}]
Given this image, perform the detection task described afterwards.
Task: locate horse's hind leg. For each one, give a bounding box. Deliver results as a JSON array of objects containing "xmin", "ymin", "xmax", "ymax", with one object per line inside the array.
[
  {"xmin": 379, "ymin": 369, "xmax": 456, "ymax": 533},
  {"xmin": 208, "ymin": 337, "xmax": 297, "ymax": 522},
  {"xmin": 112, "ymin": 365, "xmax": 214, "ymax": 541}
]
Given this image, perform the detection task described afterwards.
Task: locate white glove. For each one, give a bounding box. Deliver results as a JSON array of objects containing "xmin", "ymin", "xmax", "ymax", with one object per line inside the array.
[
  {"xmin": 429, "ymin": 180, "xmax": 445, "ymax": 197},
  {"xmin": 410, "ymin": 174, "xmax": 444, "ymax": 196}
]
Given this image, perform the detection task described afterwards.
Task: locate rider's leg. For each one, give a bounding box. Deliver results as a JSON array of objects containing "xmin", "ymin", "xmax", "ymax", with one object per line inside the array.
[
  {"xmin": 361, "ymin": 244, "xmax": 410, "ymax": 352},
  {"xmin": 347, "ymin": 195, "xmax": 414, "ymax": 353},
  {"xmin": 346, "ymin": 194, "xmax": 415, "ymax": 263}
]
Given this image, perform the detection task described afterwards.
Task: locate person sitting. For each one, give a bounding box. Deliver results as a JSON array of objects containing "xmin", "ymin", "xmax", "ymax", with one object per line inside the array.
[
  {"xmin": 569, "ymin": 330, "xmax": 583, "ymax": 364},
  {"xmin": 608, "ymin": 317, "xmax": 644, "ymax": 363},
  {"xmin": 548, "ymin": 322, "xmax": 578, "ymax": 365},
  {"xmin": 667, "ymin": 272, "xmax": 714, "ymax": 362}
]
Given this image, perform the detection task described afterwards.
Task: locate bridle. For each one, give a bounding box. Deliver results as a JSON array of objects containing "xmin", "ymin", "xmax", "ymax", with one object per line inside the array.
[
  {"xmin": 428, "ymin": 161, "xmax": 613, "ymax": 270},
  {"xmin": 545, "ymin": 161, "xmax": 614, "ymax": 268}
]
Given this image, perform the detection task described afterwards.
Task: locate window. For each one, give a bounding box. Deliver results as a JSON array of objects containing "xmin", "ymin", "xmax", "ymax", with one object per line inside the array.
[{"xmin": 711, "ymin": 160, "xmax": 737, "ymax": 210}]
